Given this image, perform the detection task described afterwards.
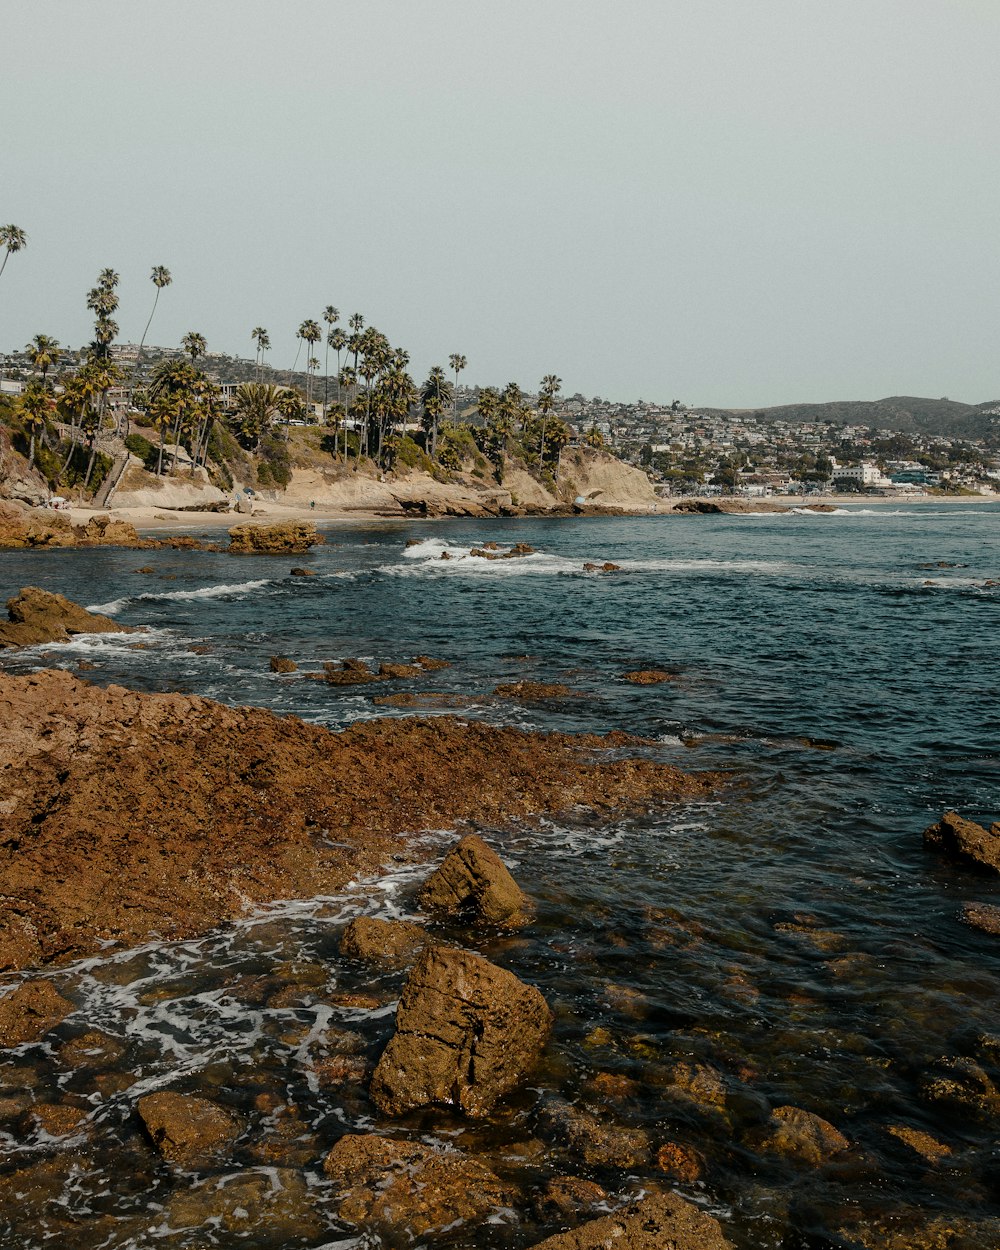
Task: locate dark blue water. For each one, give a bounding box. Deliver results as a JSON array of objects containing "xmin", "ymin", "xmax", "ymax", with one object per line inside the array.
[{"xmin": 1, "ymin": 505, "xmax": 999, "ymax": 1248}]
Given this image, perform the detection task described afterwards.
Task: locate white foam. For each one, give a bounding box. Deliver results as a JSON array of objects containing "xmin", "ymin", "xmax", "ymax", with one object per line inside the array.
[{"xmin": 89, "ymin": 579, "xmax": 273, "ymax": 615}]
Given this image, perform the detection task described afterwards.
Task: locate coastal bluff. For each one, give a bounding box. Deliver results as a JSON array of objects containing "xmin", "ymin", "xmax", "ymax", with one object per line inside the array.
[{"xmin": 0, "ymin": 669, "xmax": 719, "ymax": 971}]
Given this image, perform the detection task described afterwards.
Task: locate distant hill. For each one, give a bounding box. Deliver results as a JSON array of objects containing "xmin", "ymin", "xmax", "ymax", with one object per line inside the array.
[{"xmin": 701, "ymin": 396, "xmax": 1000, "ymax": 445}]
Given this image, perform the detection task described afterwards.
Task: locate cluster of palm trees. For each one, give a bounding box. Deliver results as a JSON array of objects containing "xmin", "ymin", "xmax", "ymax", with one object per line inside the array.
[{"xmin": 5, "ymin": 239, "xmax": 575, "ymax": 490}]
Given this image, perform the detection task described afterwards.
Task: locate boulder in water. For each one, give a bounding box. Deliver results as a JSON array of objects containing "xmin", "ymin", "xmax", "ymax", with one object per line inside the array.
[
  {"xmin": 137, "ymin": 1091, "xmax": 241, "ymax": 1167},
  {"xmin": 162, "ymin": 1168, "xmax": 322, "ymax": 1242},
  {"xmin": 0, "ymin": 587, "xmax": 134, "ymax": 649},
  {"xmin": 418, "ymin": 833, "xmax": 530, "ymax": 927},
  {"xmin": 339, "ymin": 916, "xmax": 429, "ymax": 969},
  {"xmin": 228, "ymin": 521, "xmax": 323, "ymax": 553},
  {"xmin": 370, "ymin": 944, "xmax": 552, "ymax": 1117},
  {"xmin": 749, "ymin": 1105, "xmax": 850, "ymax": 1165},
  {"xmin": 269, "ymin": 655, "xmax": 298, "ymax": 673},
  {"xmin": 622, "ymin": 669, "xmax": 673, "ymax": 684},
  {"xmin": 923, "ymin": 811, "xmax": 1000, "ymax": 873}
]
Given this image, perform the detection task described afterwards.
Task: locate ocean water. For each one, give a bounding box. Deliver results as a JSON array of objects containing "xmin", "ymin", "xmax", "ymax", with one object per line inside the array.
[{"xmin": 1, "ymin": 505, "xmax": 999, "ymax": 1248}]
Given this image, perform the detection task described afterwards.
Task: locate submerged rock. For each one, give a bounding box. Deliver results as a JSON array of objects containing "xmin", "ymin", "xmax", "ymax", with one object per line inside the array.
[
  {"xmin": 536, "ymin": 1177, "xmax": 609, "ymax": 1220},
  {"xmin": 163, "ymin": 1167, "xmax": 322, "ymax": 1242},
  {"xmin": 0, "ymin": 587, "xmax": 133, "ymax": 649},
  {"xmin": 370, "ymin": 944, "xmax": 552, "ymax": 1117},
  {"xmin": 323, "ymin": 1132, "xmax": 512, "ymax": 1239},
  {"xmin": 339, "ymin": 916, "xmax": 429, "ymax": 969},
  {"xmin": 137, "ymin": 1090, "xmax": 241, "ymax": 1166},
  {"xmin": 539, "ymin": 1101, "xmax": 652, "ymax": 1168},
  {"xmin": 750, "ymin": 1105, "xmax": 850, "ymax": 1165},
  {"xmin": 269, "ymin": 655, "xmax": 298, "ymax": 673},
  {"xmin": 419, "ymin": 833, "xmax": 530, "ymax": 927},
  {"xmin": 960, "ymin": 901, "xmax": 1000, "ymax": 935},
  {"xmin": 494, "ymin": 680, "xmax": 581, "ymax": 702},
  {"xmin": 919, "ymin": 1057, "xmax": 1000, "ymax": 1119},
  {"xmin": 622, "ymin": 669, "xmax": 674, "ymax": 684},
  {"xmin": 923, "ymin": 811, "xmax": 1000, "ymax": 873},
  {"xmin": 0, "ymin": 981, "xmax": 74, "ymax": 1046},
  {"xmin": 526, "ymin": 1190, "xmax": 735, "ymax": 1249}
]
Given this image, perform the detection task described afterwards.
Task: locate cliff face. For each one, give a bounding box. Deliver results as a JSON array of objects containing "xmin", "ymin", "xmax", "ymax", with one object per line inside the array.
[{"xmin": 0, "ymin": 429, "xmax": 49, "ymax": 506}]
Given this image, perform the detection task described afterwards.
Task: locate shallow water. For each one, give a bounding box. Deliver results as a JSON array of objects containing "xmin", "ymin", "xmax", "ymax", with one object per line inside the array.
[{"xmin": 1, "ymin": 506, "xmax": 999, "ymax": 1247}]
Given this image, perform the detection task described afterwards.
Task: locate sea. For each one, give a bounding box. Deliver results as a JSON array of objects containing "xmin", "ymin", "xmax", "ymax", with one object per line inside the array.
[{"xmin": 1, "ymin": 503, "xmax": 999, "ymax": 1249}]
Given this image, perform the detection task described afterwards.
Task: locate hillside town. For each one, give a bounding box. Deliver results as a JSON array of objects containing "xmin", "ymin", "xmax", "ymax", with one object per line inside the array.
[{"xmin": 2, "ymin": 340, "xmax": 998, "ymax": 500}]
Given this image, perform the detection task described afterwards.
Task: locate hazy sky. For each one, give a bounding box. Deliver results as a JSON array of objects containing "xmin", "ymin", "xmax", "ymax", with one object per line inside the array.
[{"xmin": 2, "ymin": 0, "xmax": 997, "ymax": 406}]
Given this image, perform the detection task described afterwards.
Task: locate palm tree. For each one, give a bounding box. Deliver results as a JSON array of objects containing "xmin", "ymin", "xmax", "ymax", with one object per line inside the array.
[
  {"xmin": 251, "ymin": 326, "xmax": 270, "ymax": 381},
  {"xmin": 134, "ymin": 265, "xmax": 171, "ymax": 380},
  {"xmin": 26, "ymin": 334, "xmax": 61, "ymax": 387},
  {"xmin": 0, "ymin": 224, "xmax": 27, "ymax": 282},
  {"xmin": 229, "ymin": 382, "xmax": 283, "ymax": 451},
  {"xmin": 538, "ymin": 374, "xmax": 562, "ymax": 470},
  {"xmin": 297, "ymin": 320, "xmax": 321, "ymax": 413},
  {"xmin": 181, "ymin": 331, "xmax": 207, "ymax": 366},
  {"xmin": 421, "ymin": 367, "xmax": 452, "ymax": 460},
  {"xmin": 322, "ymin": 305, "xmax": 339, "ymax": 420},
  {"xmin": 448, "ymin": 353, "xmax": 467, "ymax": 421},
  {"xmin": 328, "ymin": 327, "xmax": 347, "ymax": 411},
  {"xmin": 19, "ymin": 381, "xmax": 52, "ymax": 470}
]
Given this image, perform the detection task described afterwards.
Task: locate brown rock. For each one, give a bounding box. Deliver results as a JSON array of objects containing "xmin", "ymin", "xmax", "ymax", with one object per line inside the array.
[
  {"xmin": 527, "ymin": 1191, "xmax": 735, "ymax": 1249},
  {"xmin": 885, "ymin": 1124, "xmax": 953, "ymax": 1163},
  {"xmin": 471, "ymin": 542, "xmax": 536, "ymax": 560},
  {"xmin": 289, "ymin": 566, "xmax": 316, "ymax": 576},
  {"xmin": 22, "ymin": 1102, "xmax": 88, "ymax": 1138},
  {"xmin": 378, "ymin": 661, "xmax": 423, "ymax": 679},
  {"xmin": 751, "ymin": 1105, "xmax": 850, "ymax": 1165},
  {"xmin": 622, "ymin": 669, "xmax": 674, "ymax": 685},
  {"xmin": 415, "ymin": 654, "xmax": 451, "ymax": 670},
  {"xmin": 137, "ymin": 1090, "xmax": 241, "ymax": 1166},
  {"xmin": 583, "ymin": 561, "xmax": 622, "ymax": 573},
  {"xmin": 923, "ymin": 810, "xmax": 1000, "ymax": 873},
  {"xmin": 663, "ymin": 1059, "xmax": 728, "ymax": 1113},
  {"xmin": 0, "ymin": 587, "xmax": 133, "ymax": 649},
  {"xmin": 370, "ymin": 944, "xmax": 552, "ymax": 1117},
  {"xmin": 58, "ymin": 1029, "xmax": 125, "ymax": 1069},
  {"xmin": 77, "ymin": 516, "xmax": 142, "ymax": 546},
  {"xmin": 919, "ymin": 1057, "xmax": 1000, "ymax": 1118},
  {"xmin": 419, "ymin": 833, "xmax": 529, "ymax": 926},
  {"xmin": 269, "ymin": 655, "xmax": 298, "ymax": 673},
  {"xmin": 834, "ymin": 1210, "xmax": 1000, "ymax": 1250},
  {"xmin": 536, "ymin": 1177, "xmax": 608, "ymax": 1220},
  {"xmin": 0, "ymin": 981, "xmax": 74, "ymax": 1046},
  {"xmin": 228, "ymin": 521, "xmax": 323, "ymax": 554},
  {"xmin": 323, "ymin": 1132, "xmax": 512, "ymax": 1239},
  {"xmin": 540, "ymin": 1101, "xmax": 651, "ymax": 1167},
  {"xmin": 960, "ymin": 901, "xmax": 1000, "ymax": 935},
  {"xmin": 339, "ymin": 916, "xmax": 428, "ymax": 969},
  {"xmin": 372, "ymin": 691, "xmax": 470, "ymax": 708},
  {"xmin": 494, "ymin": 680, "xmax": 579, "ymax": 702},
  {"xmin": 656, "ymin": 1140, "xmax": 706, "ymax": 1182},
  {"xmin": 163, "ymin": 1167, "xmax": 322, "ymax": 1241},
  {"xmin": 321, "ymin": 658, "xmax": 380, "ymax": 685}
]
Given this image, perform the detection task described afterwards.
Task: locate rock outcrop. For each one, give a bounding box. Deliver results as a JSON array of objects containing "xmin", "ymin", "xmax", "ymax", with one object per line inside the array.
[
  {"xmin": 0, "ymin": 588, "xmax": 134, "ymax": 649},
  {"xmin": 622, "ymin": 669, "xmax": 673, "ymax": 684},
  {"xmin": 0, "ymin": 669, "xmax": 718, "ymax": 970},
  {"xmin": 960, "ymin": 901, "xmax": 1000, "ymax": 935},
  {"xmin": 370, "ymin": 945, "xmax": 553, "ymax": 1117},
  {"xmin": 419, "ymin": 834, "xmax": 530, "ymax": 927},
  {"xmin": 227, "ymin": 521, "xmax": 323, "ymax": 554},
  {"xmin": 749, "ymin": 1105, "xmax": 850, "ymax": 1164},
  {"xmin": 923, "ymin": 811, "xmax": 1000, "ymax": 873},
  {"xmin": 526, "ymin": 1191, "xmax": 735, "ymax": 1250},
  {"xmin": 323, "ymin": 1133, "xmax": 512, "ymax": 1239},
  {"xmin": 137, "ymin": 1091, "xmax": 241, "ymax": 1167}
]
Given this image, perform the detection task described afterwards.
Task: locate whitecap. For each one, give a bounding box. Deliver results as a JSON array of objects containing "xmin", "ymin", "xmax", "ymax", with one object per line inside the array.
[{"xmin": 89, "ymin": 578, "xmax": 273, "ymax": 615}]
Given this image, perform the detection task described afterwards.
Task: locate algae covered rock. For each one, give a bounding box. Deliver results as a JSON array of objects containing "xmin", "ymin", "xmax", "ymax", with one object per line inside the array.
[
  {"xmin": 323, "ymin": 1132, "xmax": 512, "ymax": 1239},
  {"xmin": 750, "ymin": 1104, "xmax": 850, "ymax": 1165},
  {"xmin": 370, "ymin": 944, "xmax": 552, "ymax": 1117},
  {"xmin": 163, "ymin": 1167, "xmax": 322, "ymax": 1242},
  {"xmin": 526, "ymin": 1190, "xmax": 735, "ymax": 1249},
  {"xmin": 419, "ymin": 833, "xmax": 530, "ymax": 927}
]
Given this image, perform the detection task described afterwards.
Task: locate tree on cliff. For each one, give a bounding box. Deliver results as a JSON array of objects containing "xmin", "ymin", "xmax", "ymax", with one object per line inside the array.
[
  {"xmin": 448, "ymin": 353, "xmax": 467, "ymax": 420},
  {"xmin": 251, "ymin": 326, "xmax": 270, "ymax": 381},
  {"xmin": 298, "ymin": 319, "xmax": 321, "ymax": 411},
  {"xmin": 134, "ymin": 266, "xmax": 172, "ymax": 390},
  {"xmin": 230, "ymin": 382, "xmax": 283, "ymax": 451},
  {"xmin": 322, "ymin": 305, "xmax": 339, "ymax": 419},
  {"xmin": 182, "ymin": 331, "xmax": 207, "ymax": 367},
  {"xmin": 17, "ymin": 381, "xmax": 53, "ymax": 470},
  {"xmin": 421, "ymin": 366, "xmax": 452, "ymax": 460},
  {"xmin": 537, "ymin": 374, "xmax": 562, "ymax": 470},
  {"xmin": 0, "ymin": 224, "xmax": 27, "ymax": 283},
  {"xmin": 26, "ymin": 334, "xmax": 61, "ymax": 386}
]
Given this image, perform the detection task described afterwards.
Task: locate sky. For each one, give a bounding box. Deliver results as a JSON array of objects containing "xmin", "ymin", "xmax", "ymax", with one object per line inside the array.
[{"xmin": 1, "ymin": 0, "xmax": 997, "ymax": 407}]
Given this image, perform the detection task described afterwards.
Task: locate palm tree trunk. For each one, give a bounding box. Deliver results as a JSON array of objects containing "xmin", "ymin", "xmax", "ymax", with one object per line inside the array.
[
  {"xmin": 27, "ymin": 432, "xmax": 36, "ymax": 470},
  {"xmin": 323, "ymin": 340, "xmax": 329, "ymax": 422}
]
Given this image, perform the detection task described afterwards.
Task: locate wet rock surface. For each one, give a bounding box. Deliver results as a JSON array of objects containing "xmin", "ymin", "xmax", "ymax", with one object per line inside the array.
[
  {"xmin": 622, "ymin": 668, "xmax": 674, "ymax": 684},
  {"xmin": 339, "ymin": 916, "xmax": 429, "ymax": 969},
  {"xmin": 923, "ymin": 811, "xmax": 1000, "ymax": 873},
  {"xmin": 749, "ymin": 1104, "xmax": 850, "ymax": 1164},
  {"xmin": 419, "ymin": 833, "xmax": 530, "ymax": 926},
  {"xmin": 0, "ymin": 981, "xmax": 75, "ymax": 1046},
  {"xmin": 0, "ymin": 669, "xmax": 717, "ymax": 970},
  {"xmin": 137, "ymin": 1091, "xmax": 241, "ymax": 1166},
  {"xmin": 0, "ymin": 588, "xmax": 134, "ymax": 649},
  {"xmin": 526, "ymin": 1191, "xmax": 736, "ymax": 1249},
  {"xmin": 370, "ymin": 944, "xmax": 553, "ymax": 1117},
  {"xmin": 323, "ymin": 1132, "xmax": 513, "ymax": 1239},
  {"xmin": 961, "ymin": 901, "xmax": 1000, "ymax": 935}
]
